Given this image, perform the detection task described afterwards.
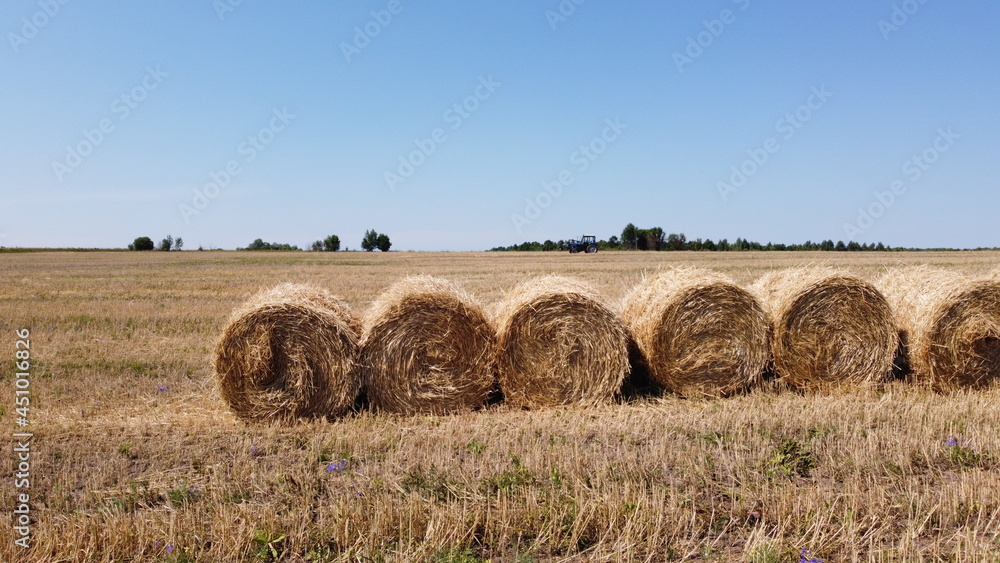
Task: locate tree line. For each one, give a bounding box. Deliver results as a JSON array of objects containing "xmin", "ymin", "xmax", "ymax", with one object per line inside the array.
[
  {"xmin": 129, "ymin": 235, "xmax": 182, "ymax": 251},
  {"xmin": 128, "ymin": 231, "xmax": 391, "ymax": 252},
  {"xmin": 489, "ymin": 223, "xmax": 899, "ymax": 252}
]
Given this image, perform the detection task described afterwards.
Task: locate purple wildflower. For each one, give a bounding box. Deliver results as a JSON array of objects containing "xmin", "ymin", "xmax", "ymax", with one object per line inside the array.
[
  {"xmin": 799, "ymin": 548, "xmax": 824, "ymax": 563},
  {"xmin": 166, "ymin": 545, "xmax": 174, "ymax": 554},
  {"xmin": 156, "ymin": 385, "xmax": 169, "ymax": 392},
  {"xmin": 946, "ymin": 436, "xmax": 976, "ymax": 450},
  {"xmin": 326, "ymin": 459, "xmax": 348, "ymax": 472}
]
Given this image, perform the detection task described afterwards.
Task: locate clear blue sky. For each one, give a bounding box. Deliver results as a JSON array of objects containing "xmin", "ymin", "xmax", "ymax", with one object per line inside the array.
[{"xmin": 3, "ymin": 1, "xmax": 998, "ymax": 250}]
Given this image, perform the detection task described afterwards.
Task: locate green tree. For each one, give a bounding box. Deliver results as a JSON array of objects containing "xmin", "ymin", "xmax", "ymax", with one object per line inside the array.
[
  {"xmin": 666, "ymin": 233, "xmax": 686, "ymax": 251},
  {"xmin": 635, "ymin": 229, "xmax": 650, "ymax": 250},
  {"xmin": 376, "ymin": 233, "xmax": 391, "ymax": 252},
  {"xmin": 243, "ymin": 238, "xmax": 300, "ymax": 251},
  {"xmin": 361, "ymin": 230, "xmax": 379, "ymax": 251},
  {"xmin": 621, "ymin": 223, "xmax": 638, "ymax": 250},
  {"xmin": 175, "ymin": 237, "xmax": 183, "ymax": 251},
  {"xmin": 648, "ymin": 227, "xmax": 666, "ymax": 250},
  {"xmin": 158, "ymin": 235, "xmax": 173, "ymax": 251},
  {"xmin": 311, "ymin": 240, "xmax": 323, "ymax": 251},
  {"xmin": 129, "ymin": 236, "xmax": 154, "ymax": 251},
  {"xmin": 323, "ymin": 235, "xmax": 341, "ymax": 252}
]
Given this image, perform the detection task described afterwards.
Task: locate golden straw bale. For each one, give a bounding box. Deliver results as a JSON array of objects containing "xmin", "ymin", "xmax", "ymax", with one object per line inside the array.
[
  {"xmin": 495, "ymin": 276, "xmax": 629, "ymax": 408},
  {"xmin": 215, "ymin": 283, "xmax": 361, "ymax": 422},
  {"xmin": 359, "ymin": 276, "xmax": 496, "ymax": 414},
  {"xmin": 751, "ymin": 267, "xmax": 896, "ymax": 389},
  {"xmin": 877, "ymin": 266, "xmax": 1000, "ymax": 389},
  {"xmin": 621, "ymin": 267, "xmax": 770, "ymax": 397}
]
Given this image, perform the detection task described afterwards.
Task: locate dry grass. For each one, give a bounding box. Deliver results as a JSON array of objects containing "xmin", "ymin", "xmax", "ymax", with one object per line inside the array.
[
  {"xmin": 2, "ymin": 250, "xmax": 1000, "ymax": 562},
  {"xmin": 214, "ymin": 283, "xmax": 361, "ymax": 422},
  {"xmin": 621, "ymin": 267, "xmax": 770, "ymax": 397},
  {"xmin": 752, "ymin": 267, "xmax": 898, "ymax": 390},
  {"xmin": 877, "ymin": 266, "xmax": 1000, "ymax": 389},
  {"xmin": 359, "ymin": 275, "xmax": 496, "ymax": 415},
  {"xmin": 494, "ymin": 276, "xmax": 629, "ymax": 408}
]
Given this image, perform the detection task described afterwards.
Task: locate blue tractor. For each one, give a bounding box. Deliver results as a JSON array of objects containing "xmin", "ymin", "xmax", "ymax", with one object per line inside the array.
[{"xmin": 567, "ymin": 234, "xmax": 598, "ymax": 254}]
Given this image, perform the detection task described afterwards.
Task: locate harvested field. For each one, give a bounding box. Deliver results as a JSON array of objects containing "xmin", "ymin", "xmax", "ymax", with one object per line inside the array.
[{"xmin": 2, "ymin": 250, "xmax": 1000, "ymax": 562}]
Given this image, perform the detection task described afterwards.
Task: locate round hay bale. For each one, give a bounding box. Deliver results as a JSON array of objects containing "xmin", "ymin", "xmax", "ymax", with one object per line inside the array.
[
  {"xmin": 359, "ymin": 276, "xmax": 496, "ymax": 415},
  {"xmin": 876, "ymin": 266, "xmax": 1000, "ymax": 389},
  {"xmin": 495, "ymin": 276, "xmax": 629, "ymax": 408},
  {"xmin": 621, "ymin": 267, "xmax": 771, "ymax": 397},
  {"xmin": 214, "ymin": 283, "xmax": 362, "ymax": 422},
  {"xmin": 750, "ymin": 267, "xmax": 896, "ymax": 389}
]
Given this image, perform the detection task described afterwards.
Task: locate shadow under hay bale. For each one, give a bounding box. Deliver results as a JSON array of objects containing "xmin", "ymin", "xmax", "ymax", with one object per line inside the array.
[
  {"xmin": 619, "ymin": 336, "xmax": 666, "ymax": 402},
  {"xmin": 621, "ymin": 267, "xmax": 771, "ymax": 397},
  {"xmin": 877, "ymin": 267, "xmax": 1000, "ymax": 389},
  {"xmin": 494, "ymin": 276, "xmax": 630, "ymax": 408},
  {"xmin": 751, "ymin": 267, "xmax": 897, "ymax": 390},
  {"xmin": 359, "ymin": 276, "xmax": 496, "ymax": 415},
  {"xmin": 214, "ymin": 283, "xmax": 362, "ymax": 423}
]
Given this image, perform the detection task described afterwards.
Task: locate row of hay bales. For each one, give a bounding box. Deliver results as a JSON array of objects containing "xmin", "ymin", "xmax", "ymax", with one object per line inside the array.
[{"xmin": 214, "ymin": 267, "xmax": 1000, "ymax": 422}]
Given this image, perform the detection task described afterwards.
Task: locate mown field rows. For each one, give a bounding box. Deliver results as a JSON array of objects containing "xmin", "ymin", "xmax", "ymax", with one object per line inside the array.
[{"xmin": 1, "ymin": 251, "xmax": 999, "ymax": 562}]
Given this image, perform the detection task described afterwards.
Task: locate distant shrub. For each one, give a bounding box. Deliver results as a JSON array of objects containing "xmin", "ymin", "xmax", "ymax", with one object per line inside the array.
[
  {"xmin": 241, "ymin": 238, "xmax": 300, "ymax": 251},
  {"xmin": 129, "ymin": 237, "xmax": 154, "ymax": 251}
]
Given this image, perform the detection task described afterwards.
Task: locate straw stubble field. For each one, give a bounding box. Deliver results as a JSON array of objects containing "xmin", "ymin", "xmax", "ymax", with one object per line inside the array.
[{"xmin": 1, "ymin": 250, "xmax": 999, "ymax": 562}]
